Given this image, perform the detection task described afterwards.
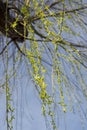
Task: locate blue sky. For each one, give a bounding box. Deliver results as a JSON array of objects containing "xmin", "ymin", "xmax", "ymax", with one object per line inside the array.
[
  {"xmin": 0, "ymin": 75, "xmax": 87, "ymax": 130},
  {"xmin": 0, "ymin": 0, "xmax": 87, "ymax": 130}
]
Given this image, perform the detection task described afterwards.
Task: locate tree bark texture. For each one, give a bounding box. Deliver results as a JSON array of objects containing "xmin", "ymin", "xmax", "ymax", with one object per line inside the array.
[{"xmin": 0, "ymin": 1, "xmax": 28, "ymax": 42}]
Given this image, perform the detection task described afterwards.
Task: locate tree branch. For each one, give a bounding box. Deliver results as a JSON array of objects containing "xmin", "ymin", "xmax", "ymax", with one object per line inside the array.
[
  {"xmin": 31, "ymin": 5, "xmax": 87, "ymax": 21},
  {"xmin": 0, "ymin": 40, "xmax": 12, "ymax": 55}
]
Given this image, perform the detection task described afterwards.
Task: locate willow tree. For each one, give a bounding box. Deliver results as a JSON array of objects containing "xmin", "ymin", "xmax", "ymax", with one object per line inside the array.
[{"xmin": 0, "ymin": 0, "xmax": 87, "ymax": 130}]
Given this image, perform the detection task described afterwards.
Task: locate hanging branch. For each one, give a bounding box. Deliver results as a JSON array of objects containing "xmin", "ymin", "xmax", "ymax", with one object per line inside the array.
[{"xmin": 0, "ymin": 40, "xmax": 12, "ymax": 55}]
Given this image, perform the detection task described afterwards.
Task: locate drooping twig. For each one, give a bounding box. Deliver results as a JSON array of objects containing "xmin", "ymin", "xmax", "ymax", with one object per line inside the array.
[{"xmin": 0, "ymin": 40, "xmax": 12, "ymax": 55}]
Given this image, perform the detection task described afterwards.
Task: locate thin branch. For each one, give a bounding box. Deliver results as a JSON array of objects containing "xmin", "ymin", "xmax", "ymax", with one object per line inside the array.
[
  {"xmin": 31, "ymin": 5, "xmax": 87, "ymax": 21},
  {"xmin": 0, "ymin": 40, "xmax": 12, "ymax": 55},
  {"xmin": 60, "ymin": 40, "xmax": 87, "ymax": 49},
  {"xmin": 48, "ymin": 1, "xmax": 61, "ymax": 9},
  {"xmin": 14, "ymin": 42, "xmax": 26, "ymax": 56},
  {"xmin": 31, "ymin": 24, "xmax": 46, "ymax": 39},
  {"xmin": 14, "ymin": 42, "xmax": 52, "ymax": 66}
]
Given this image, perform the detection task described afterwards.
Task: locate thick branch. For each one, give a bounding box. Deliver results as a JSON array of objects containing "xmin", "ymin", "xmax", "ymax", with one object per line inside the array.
[{"xmin": 0, "ymin": 1, "xmax": 28, "ymax": 43}]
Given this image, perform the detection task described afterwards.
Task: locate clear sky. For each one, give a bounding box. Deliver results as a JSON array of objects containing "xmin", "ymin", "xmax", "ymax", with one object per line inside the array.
[
  {"xmin": 0, "ymin": 73, "xmax": 87, "ymax": 130},
  {"xmin": 0, "ymin": 0, "xmax": 87, "ymax": 130}
]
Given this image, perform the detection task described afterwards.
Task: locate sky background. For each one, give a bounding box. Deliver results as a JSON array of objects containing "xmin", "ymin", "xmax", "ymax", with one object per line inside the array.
[
  {"xmin": 0, "ymin": 0, "xmax": 87, "ymax": 130},
  {"xmin": 0, "ymin": 70, "xmax": 87, "ymax": 130}
]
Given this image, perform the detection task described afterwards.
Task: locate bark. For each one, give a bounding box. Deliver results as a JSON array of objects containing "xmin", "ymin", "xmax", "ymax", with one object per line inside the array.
[{"xmin": 0, "ymin": 1, "xmax": 28, "ymax": 42}]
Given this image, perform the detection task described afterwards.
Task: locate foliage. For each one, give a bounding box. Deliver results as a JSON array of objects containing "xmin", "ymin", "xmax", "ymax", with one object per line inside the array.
[{"xmin": 0, "ymin": 0, "xmax": 87, "ymax": 130}]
